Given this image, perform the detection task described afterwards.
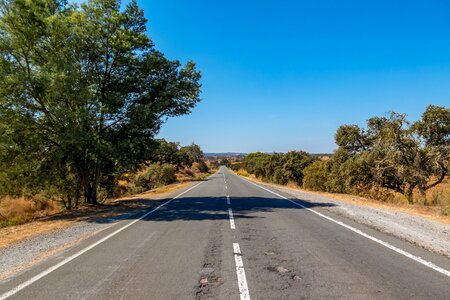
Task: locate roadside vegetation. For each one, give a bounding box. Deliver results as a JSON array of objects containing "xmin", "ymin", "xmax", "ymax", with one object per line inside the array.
[
  {"xmin": 0, "ymin": 138, "xmax": 212, "ymax": 228},
  {"xmin": 0, "ymin": 0, "xmax": 207, "ymax": 227},
  {"xmin": 234, "ymin": 105, "xmax": 450, "ymax": 215}
]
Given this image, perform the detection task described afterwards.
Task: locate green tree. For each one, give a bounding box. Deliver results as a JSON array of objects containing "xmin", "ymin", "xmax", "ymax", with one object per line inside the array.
[
  {"xmin": 281, "ymin": 151, "xmax": 315, "ymax": 186},
  {"xmin": 179, "ymin": 143, "xmax": 204, "ymax": 166},
  {"xmin": 335, "ymin": 125, "xmax": 368, "ymax": 153},
  {"xmin": 155, "ymin": 139, "xmax": 182, "ymax": 168},
  {"xmin": 320, "ymin": 106, "xmax": 449, "ymax": 203},
  {"xmin": 0, "ymin": 0, "xmax": 201, "ymax": 204},
  {"xmin": 368, "ymin": 110, "xmax": 449, "ymax": 203},
  {"xmin": 245, "ymin": 152, "xmax": 270, "ymax": 178}
]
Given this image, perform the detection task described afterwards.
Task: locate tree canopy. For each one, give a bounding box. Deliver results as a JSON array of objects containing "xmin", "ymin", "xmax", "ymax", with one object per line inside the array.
[
  {"xmin": 304, "ymin": 105, "xmax": 450, "ymax": 203},
  {"xmin": 0, "ymin": 0, "xmax": 201, "ymax": 204}
]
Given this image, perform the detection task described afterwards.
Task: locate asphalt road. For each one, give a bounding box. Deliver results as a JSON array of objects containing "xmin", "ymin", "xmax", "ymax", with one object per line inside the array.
[{"xmin": 1, "ymin": 167, "xmax": 450, "ymax": 299}]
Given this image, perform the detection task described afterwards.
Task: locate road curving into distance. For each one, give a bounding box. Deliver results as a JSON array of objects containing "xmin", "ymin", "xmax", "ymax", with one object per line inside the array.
[{"xmin": 1, "ymin": 166, "xmax": 450, "ymax": 299}]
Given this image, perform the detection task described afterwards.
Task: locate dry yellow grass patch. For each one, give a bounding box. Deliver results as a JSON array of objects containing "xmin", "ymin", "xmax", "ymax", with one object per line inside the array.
[
  {"xmin": 0, "ymin": 196, "xmax": 59, "ymax": 227},
  {"xmin": 236, "ymin": 169, "xmax": 250, "ymax": 177},
  {"xmin": 117, "ymin": 181, "xmax": 195, "ymax": 199}
]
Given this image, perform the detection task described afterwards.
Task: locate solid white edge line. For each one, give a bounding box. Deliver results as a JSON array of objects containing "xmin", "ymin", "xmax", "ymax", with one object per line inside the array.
[
  {"xmin": 0, "ymin": 180, "xmax": 206, "ymax": 300},
  {"xmin": 228, "ymin": 208, "xmax": 236, "ymax": 229},
  {"xmin": 240, "ymin": 176, "xmax": 450, "ymax": 279},
  {"xmin": 233, "ymin": 243, "xmax": 251, "ymax": 300}
]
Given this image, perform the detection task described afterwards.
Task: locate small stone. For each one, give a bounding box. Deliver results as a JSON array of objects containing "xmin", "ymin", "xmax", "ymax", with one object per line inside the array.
[
  {"xmin": 276, "ymin": 266, "xmax": 289, "ymax": 273},
  {"xmin": 199, "ymin": 277, "xmax": 208, "ymax": 284}
]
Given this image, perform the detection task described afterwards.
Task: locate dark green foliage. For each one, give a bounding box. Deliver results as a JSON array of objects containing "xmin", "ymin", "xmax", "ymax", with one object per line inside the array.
[
  {"xmin": 335, "ymin": 125, "xmax": 368, "ymax": 153},
  {"xmin": 242, "ymin": 106, "xmax": 448, "ymax": 204},
  {"xmin": 219, "ymin": 157, "xmax": 231, "ymax": 167},
  {"xmin": 154, "ymin": 139, "xmax": 183, "ymax": 168},
  {"xmin": 303, "ymin": 160, "xmax": 330, "ymax": 191},
  {"xmin": 304, "ymin": 106, "xmax": 449, "ymax": 203},
  {"xmin": 0, "ymin": 0, "xmax": 201, "ymax": 204},
  {"xmin": 179, "ymin": 143, "xmax": 204, "ymax": 167},
  {"xmin": 244, "ymin": 152, "xmax": 271, "ymax": 179},
  {"xmin": 154, "ymin": 140, "xmax": 204, "ymax": 170},
  {"xmin": 244, "ymin": 151, "xmax": 316, "ymax": 186}
]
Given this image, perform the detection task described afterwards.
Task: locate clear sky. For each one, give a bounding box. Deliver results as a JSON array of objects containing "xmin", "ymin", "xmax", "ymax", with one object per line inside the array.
[{"xmin": 139, "ymin": 1, "xmax": 449, "ymax": 153}]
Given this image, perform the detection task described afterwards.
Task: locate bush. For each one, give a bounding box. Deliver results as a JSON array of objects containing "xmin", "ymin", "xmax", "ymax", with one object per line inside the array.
[
  {"xmin": 191, "ymin": 161, "xmax": 209, "ymax": 173},
  {"xmin": 303, "ymin": 160, "xmax": 330, "ymax": 191},
  {"xmin": 236, "ymin": 169, "xmax": 250, "ymax": 177},
  {"xmin": 128, "ymin": 163, "xmax": 176, "ymax": 194},
  {"xmin": 244, "ymin": 151, "xmax": 315, "ymax": 185}
]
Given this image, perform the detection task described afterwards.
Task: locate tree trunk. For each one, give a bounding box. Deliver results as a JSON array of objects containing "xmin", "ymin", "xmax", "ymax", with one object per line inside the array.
[
  {"xmin": 80, "ymin": 165, "xmax": 100, "ymax": 205},
  {"xmin": 404, "ymin": 185, "xmax": 415, "ymax": 204},
  {"xmin": 84, "ymin": 184, "xmax": 98, "ymax": 205},
  {"xmin": 82, "ymin": 174, "xmax": 98, "ymax": 205}
]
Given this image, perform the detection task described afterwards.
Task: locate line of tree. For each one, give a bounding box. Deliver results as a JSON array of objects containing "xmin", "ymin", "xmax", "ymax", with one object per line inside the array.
[
  {"xmin": 123, "ymin": 140, "xmax": 209, "ymax": 197},
  {"xmin": 240, "ymin": 105, "xmax": 449, "ymax": 204},
  {"xmin": 0, "ymin": 0, "xmax": 201, "ymax": 205},
  {"xmin": 239, "ymin": 151, "xmax": 315, "ymax": 186},
  {"xmin": 153, "ymin": 139, "xmax": 205, "ymax": 171}
]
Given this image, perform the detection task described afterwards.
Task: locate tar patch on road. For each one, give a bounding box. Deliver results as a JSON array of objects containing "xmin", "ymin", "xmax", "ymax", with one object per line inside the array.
[
  {"xmin": 194, "ymin": 215, "xmax": 224, "ymax": 299},
  {"xmin": 239, "ymin": 222, "xmax": 304, "ymax": 298}
]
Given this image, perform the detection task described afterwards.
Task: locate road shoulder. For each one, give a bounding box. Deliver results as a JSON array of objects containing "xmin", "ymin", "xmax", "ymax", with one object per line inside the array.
[
  {"xmin": 238, "ymin": 175, "xmax": 450, "ymax": 258},
  {"xmin": 0, "ymin": 181, "xmax": 198, "ymax": 280}
]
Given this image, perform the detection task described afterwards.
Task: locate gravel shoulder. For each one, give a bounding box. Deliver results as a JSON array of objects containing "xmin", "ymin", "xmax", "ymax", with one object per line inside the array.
[
  {"xmin": 0, "ymin": 181, "xmax": 196, "ymax": 280},
  {"xmin": 242, "ymin": 177, "xmax": 450, "ymax": 258}
]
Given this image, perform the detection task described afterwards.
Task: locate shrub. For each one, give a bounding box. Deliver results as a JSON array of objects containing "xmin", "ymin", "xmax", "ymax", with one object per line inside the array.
[
  {"xmin": 303, "ymin": 160, "xmax": 330, "ymax": 191},
  {"xmin": 191, "ymin": 161, "xmax": 209, "ymax": 173},
  {"xmin": 244, "ymin": 151, "xmax": 315, "ymax": 185},
  {"xmin": 128, "ymin": 163, "xmax": 176, "ymax": 194},
  {"xmin": 237, "ymin": 169, "xmax": 250, "ymax": 177}
]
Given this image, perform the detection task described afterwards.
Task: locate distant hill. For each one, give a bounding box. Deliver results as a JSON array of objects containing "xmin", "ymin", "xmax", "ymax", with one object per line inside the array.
[
  {"xmin": 205, "ymin": 152, "xmax": 333, "ymax": 158},
  {"xmin": 205, "ymin": 152, "xmax": 247, "ymax": 157}
]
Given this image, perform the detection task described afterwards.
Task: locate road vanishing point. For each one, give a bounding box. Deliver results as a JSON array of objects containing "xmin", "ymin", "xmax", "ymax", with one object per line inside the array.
[{"xmin": 1, "ymin": 167, "xmax": 450, "ymax": 299}]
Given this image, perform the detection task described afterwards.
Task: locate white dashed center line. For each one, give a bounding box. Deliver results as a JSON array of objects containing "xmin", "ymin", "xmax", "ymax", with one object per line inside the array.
[
  {"xmin": 228, "ymin": 208, "xmax": 236, "ymax": 229},
  {"xmin": 233, "ymin": 243, "xmax": 251, "ymax": 300}
]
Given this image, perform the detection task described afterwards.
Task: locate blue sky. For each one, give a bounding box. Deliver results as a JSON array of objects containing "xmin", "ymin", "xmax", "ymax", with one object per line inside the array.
[{"xmin": 129, "ymin": 1, "xmax": 449, "ymax": 152}]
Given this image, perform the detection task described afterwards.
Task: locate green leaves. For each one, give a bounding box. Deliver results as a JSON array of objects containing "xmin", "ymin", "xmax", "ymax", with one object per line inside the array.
[
  {"xmin": 413, "ymin": 105, "xmax": 450, "ymax": 147},
  {"xmin": 327, "ymin": 107, "xmax": 448, "ymax": 203},
  {"xmin": 0, "ymin": 0, "xmax": 201, "ymax": 204},
  {"xmin": 244, "ymin": 151, "xmax": 315, "ymax": 186}
]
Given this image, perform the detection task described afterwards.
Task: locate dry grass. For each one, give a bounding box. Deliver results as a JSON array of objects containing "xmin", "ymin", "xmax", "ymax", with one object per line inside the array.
[
  {"xmin": 116, "ymin": 181, "xmax": 194, "ymax": 199},
  {"xmin": 0, "ymin": 180, "xmax": 198, "ymax": 249},
  {"xmin": 175, "ymin": 166, "xmax": 213, "ymax": 183},
  {"xmin": 0, "ymin": 164, "xmax": 211, "ymax": 229},
  {"xmin": 0, "ymin": 196, "xmax": 59, "ymax": 228},
  {"xmin": 236, "ymin": 169, "xmax": 250, "ymax": 177}
]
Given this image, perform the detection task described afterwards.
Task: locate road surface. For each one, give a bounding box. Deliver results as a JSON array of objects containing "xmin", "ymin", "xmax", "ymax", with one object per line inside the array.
[{"xmin": 1, "ymin": 167, "xmax": 450, "ymax": 299}]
